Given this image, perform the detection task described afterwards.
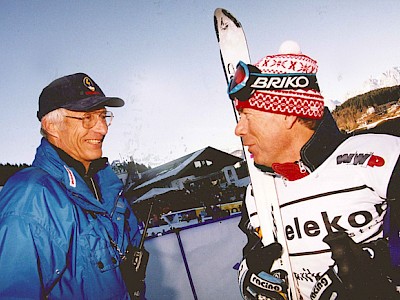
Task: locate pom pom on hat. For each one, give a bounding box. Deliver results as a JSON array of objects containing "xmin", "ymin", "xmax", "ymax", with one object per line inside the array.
[
  {"xmin": 235, "ymin": 41, "xmax": 324, "ymax": 119},
  {"xmin": 278, "ymin": 40, "xmax": 302, "ymax": 54}
]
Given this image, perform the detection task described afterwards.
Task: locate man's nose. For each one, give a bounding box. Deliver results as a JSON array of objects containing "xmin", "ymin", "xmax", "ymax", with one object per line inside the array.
[
  {"xmin": 235, "ymin": 117, "xmax": 247, "ymax": 137},
  {"xmin": 92, "ymin": 116, "xmax": 108, "ymax": 135}
]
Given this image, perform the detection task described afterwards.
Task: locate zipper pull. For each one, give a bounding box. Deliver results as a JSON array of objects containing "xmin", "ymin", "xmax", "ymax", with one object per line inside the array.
[{"xmin": 298, "ymin": 160, "xmax": 309, "ymax": 174}]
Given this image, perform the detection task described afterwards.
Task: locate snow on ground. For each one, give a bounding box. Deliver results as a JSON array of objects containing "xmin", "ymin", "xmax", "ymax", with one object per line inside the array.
[{"xmin": 143, "ymin": 215, "xmax": 246, "ymax": 300}]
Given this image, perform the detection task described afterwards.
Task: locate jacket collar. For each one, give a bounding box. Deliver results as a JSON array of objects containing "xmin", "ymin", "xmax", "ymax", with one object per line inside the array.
[
  {"xmin": 51, "ymin": 143, "xmax": 108, "ymax": 179},
  {"xmin": 32, "ymin": 138, "xmax": 122, "ymax": 213},
  {"xmin": 300, "ymin": 107, "xmax": 347, "ymax": 172}
]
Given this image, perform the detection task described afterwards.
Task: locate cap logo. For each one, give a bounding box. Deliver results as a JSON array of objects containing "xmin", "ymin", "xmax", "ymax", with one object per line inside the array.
[{"xmin": 83, "ymin": 76, "xmax": 96, "ymax": 92}]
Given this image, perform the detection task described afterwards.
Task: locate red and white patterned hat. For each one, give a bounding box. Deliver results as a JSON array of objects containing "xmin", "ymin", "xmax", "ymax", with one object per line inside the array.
[{"xmin": 235, "ymin": 41, "xmax": 324, "ymax": 119}]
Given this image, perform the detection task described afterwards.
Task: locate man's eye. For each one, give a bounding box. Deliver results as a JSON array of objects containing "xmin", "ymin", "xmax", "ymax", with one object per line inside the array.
[{"xmin": 239, "ymin": 112, "xmax": 248, "ymax": 120}]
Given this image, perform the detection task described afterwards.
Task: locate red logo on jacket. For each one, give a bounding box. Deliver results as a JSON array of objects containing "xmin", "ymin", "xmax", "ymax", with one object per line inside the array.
[{"xmin": 336, "ymin": 153, "xmax": 385, "ymax": 167}]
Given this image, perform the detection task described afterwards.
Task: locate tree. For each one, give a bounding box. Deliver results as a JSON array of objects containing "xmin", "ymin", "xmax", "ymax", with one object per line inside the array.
[{"xmin": 0, "ymin": 163, "xmax": 30, "ymax": 185}]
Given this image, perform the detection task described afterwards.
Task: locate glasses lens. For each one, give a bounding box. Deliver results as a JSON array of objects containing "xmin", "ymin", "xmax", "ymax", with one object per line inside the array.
[
  {"xmin": 104, "ymin": 111, "xmax": 113, "ymax": 126},
  {"xmin": 82, "ymin": 111, "xmax": 113, "ymax": 129},
  {"xmin": 232, "ymin": 64, "xmax": 247, "ymax": 87},
  {"xmin": 228, "ymin": 63, "xmax": 265, "ymax": 101},
  {"xmin": 228, "ymin": 62, "xmax": 249, "ymax": 100}
]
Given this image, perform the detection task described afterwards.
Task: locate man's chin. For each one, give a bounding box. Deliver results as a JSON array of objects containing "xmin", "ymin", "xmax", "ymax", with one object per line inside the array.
[
  {"xmin": 86, "ymin": 151, "xmax": 103, "ymax": 161},
  {"xmin": 252, "ymin": 155, "xmax": 263, "ymax": 165}
]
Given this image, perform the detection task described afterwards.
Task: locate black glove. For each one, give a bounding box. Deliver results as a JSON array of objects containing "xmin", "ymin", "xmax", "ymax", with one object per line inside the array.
[
  {"xmin": 238, "ymin": 242, "xmax": 288, "ymax": 300},
  {"xmin": 310, "ymin": 231, "xmax": 398, "ymax": 299},
  {"xmin": 310, "ymin": 265, "xmax": 347, "ymax": 300}
]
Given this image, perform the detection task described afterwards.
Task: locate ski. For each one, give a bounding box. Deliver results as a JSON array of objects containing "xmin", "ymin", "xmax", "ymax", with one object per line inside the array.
[{"xmin": 213, "ymin": 8, "xmax": 300, "ymax": 300}]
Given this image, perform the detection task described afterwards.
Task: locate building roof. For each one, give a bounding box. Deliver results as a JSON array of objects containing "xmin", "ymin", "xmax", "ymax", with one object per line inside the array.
[
  {"xmin": 133, "ymin": 187, "xmax": 180, "ymax": 203},
  {"xmin": 126, "ymin": 146, "xmax": 242, "ymax": 194}
]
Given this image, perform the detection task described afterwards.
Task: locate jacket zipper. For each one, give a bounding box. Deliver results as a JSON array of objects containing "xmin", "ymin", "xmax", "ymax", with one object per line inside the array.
[
  {"xmin": 90, "ymin": 177, "xmax": 100, "ymax": 202},
  {"xmin": 110, "ymin": 189, "xmax": 124, "ymax": 218},
  {"xmin": 298, "ymin": 160, "xmax": 311, "ymax": 174}
]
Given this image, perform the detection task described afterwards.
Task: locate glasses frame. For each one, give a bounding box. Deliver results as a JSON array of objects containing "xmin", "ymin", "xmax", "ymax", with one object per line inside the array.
[{"xmin": 65, "ymin": 110, "xmax": 114, "ymax": 129}]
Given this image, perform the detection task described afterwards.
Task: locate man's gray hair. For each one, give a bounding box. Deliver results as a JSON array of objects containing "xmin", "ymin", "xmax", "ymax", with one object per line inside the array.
[{"xmin": 40, "ymin": 108, "xmax": 67, "ymax": 138}]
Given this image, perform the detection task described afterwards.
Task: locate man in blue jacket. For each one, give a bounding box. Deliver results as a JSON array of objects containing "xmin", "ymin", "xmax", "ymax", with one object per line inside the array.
[{"xmin": 0, "ymin": 73, "xmax": 146, "ymax": 299}]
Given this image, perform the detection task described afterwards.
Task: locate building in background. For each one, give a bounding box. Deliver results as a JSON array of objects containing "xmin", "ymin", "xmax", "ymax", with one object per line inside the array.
[{"xmin": 119, "ymin": 147, "xmax": 249, "ymax": 237}]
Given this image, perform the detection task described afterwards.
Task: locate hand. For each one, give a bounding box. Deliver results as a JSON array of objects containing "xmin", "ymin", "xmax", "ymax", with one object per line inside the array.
[
  {"xmin": 309, "ymin": 265, "xmax": 345, "ymax": 300},
  {"xmin": 310, "ymin": 231, "xmax": 399, "ymax": 299},
  {"xmin": 238, "ymin": 243, "xmax": 288, "ymax": 300}
]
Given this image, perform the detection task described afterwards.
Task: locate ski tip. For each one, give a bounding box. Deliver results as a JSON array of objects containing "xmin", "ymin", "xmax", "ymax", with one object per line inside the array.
[
  {"xmin": 214, "ymin": 8, "xmax": 222, "ymax": 43},
  {"xmin": 214, "ymin": 7, "xmax": 223, "ymax": 14},
  {"xmin": 214, "ymin": 7, "xmax": 228, "ymax": 16},
  {"xmin": 213, "ymin": 7, "xmax": 242, "ymax": 28}
]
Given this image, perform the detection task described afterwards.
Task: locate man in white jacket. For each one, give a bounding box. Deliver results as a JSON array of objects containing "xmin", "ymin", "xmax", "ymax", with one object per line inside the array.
[{"xmin": 230, "ymin": 41, "xmax": 400, "ymax": 299}]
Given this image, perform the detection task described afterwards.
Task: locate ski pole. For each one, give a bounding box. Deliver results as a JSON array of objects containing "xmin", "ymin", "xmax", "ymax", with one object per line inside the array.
[
  {"xmin": 174, "ymin": 228, "xmax": 198, "ymax": 300},
  {"xmin": 139, "ymin": 202, "xmax": 153, "ymax": 248}
]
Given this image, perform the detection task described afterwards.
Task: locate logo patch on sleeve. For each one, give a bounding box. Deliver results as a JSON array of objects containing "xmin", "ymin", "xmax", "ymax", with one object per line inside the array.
[
  {"xmin": 63, "ymin": 166, "xmax": 76, "ymax": 187},
  {"xmin": 336, "ymin": 153, "xmax": 384, "ymax": 167}
]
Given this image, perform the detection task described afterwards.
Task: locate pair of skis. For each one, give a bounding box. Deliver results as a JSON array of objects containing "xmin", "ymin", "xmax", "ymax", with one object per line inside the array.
[{"xmin": 213, "ymin": 8, "xmax": 301, "ymax": 300}]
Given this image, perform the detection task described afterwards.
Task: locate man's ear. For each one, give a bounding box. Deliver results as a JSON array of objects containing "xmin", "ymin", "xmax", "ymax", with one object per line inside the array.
[
  {"xmin": 41, "ymin": 118, "xmax": 60, "ymax": 139},
  {"xmin": 283, "ymin": 115, "xmax": 298, "ymax": 129}
]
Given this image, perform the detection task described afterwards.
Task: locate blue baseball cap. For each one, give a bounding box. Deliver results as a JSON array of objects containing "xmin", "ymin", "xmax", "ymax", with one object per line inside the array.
[{"xmin": 37, "ymin": 73, "xmax": 124, "ymax": 120}]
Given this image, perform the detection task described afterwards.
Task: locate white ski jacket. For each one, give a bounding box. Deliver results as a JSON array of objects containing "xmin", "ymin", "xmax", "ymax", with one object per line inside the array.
[{"xmin": 240, "ymin": 109, "xmax": 400, "ymax": 299}]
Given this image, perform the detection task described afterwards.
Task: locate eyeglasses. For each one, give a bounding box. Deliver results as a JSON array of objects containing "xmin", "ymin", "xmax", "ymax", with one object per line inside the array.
[
  {"xmin": 65, "ymin": 111, "xmax": 114, "ymax": 129},
  {"xmin": 228, "ymin": 61, "xmax": 320, "ymax": 101}
]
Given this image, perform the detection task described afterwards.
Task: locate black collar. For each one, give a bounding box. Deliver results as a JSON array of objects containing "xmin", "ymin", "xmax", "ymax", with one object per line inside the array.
[
  {"xmin": 50, "ymin": 143, "xmax": 108, "ymax": 178},
  {"xmin": 300, "ymin": 107, "xmax": 347, "ymax": 172}
]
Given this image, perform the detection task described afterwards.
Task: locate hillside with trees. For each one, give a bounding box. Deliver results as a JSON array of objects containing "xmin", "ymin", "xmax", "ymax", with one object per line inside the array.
[
  {"xmin": 0, "ymin": 163, "xmax": 30, "ymax": 185},
  {"xmin": 332, "ymin": 85, "xmax": 400, "ymax": 132},
  {"xmin": 0, "ymin": 160, "xmax": 150, "ymax": 187}
]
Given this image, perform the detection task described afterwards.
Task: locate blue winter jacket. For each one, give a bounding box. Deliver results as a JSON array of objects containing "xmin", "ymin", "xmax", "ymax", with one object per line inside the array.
[{"xmin": 0, "ymin": 138, "xmax": 142, "ymax": 299}]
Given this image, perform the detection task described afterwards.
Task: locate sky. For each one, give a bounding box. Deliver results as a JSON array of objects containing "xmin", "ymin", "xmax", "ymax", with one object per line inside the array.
[{"xmin": 1, "ymin": 1, "xmax": 400, "ymax": 167}]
